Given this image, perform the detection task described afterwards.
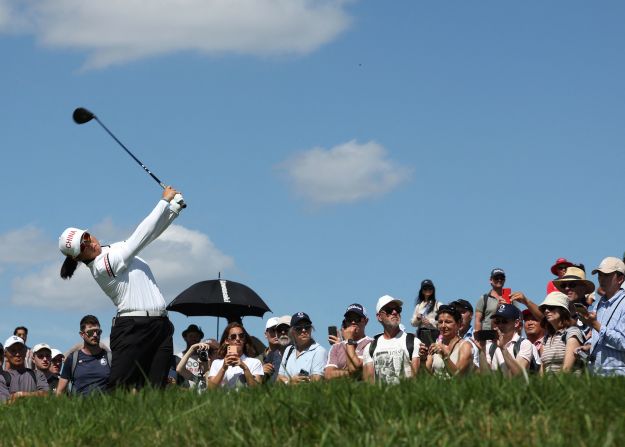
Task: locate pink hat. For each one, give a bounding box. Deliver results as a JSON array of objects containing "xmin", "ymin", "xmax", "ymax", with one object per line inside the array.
[{"xmin": 550, "ymin": 258, "xmax": 573, "ymax": 276}]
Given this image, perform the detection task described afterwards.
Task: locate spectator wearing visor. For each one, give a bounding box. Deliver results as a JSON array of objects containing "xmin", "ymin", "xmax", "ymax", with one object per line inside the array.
[
  {"xmin": 410, "ymin": 279, "xmax": 441, "ymax": 329},
  {"xmin": 475, "ymin": 268, "xmax": 507, "ymax": 331},
  {"xmin": 1, "ymin": 335, "xmax": 48, "ymax": 402},
  {"xmin": 580, "ymin": 257, "xmax": 625, "ymax": 376},
  {"xmin": 278, "ymin": 312, "xmax": 327, "ymax": 384},
  {"xmin": 363, "ymin": 295, "xmax": 421, "ymax": 384},
  {"xmin": 477, "ymin": 304, "xmax": 534, "ymax": 377},
  {"xmin": 325, "ymin": 304, "xmax": 373, "ymax": 380},
  {"xmin": 262, "ymin": 315, "xmax": 291, "ymax": 383}
]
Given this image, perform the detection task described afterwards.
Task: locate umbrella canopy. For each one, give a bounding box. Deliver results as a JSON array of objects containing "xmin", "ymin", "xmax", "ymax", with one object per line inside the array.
[{"xmin": 166, "ymin": 279, "xmax": 271, "ymax": 321}]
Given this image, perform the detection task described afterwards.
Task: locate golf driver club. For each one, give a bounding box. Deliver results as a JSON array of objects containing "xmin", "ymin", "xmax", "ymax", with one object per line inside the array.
[{"xmin": 72, "ymin": 107, "xmax": 186, "ymax": 208}]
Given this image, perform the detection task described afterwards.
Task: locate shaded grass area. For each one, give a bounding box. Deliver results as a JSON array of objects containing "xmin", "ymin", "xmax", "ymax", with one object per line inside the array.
[{"xmin": 2, "ymin": 374, "xmax": 624, "ymax": 446}]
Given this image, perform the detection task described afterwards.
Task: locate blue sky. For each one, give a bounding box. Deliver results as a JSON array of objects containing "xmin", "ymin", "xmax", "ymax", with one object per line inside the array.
[{"xmin": 1, "ymin": 1, "xmax": 624, "ymax": 353}]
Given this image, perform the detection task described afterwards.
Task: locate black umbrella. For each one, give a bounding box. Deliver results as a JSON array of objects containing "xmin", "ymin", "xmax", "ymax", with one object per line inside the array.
[{"xmin": 166, "ymin": 279, "xmax": 271, "ymax": 322}]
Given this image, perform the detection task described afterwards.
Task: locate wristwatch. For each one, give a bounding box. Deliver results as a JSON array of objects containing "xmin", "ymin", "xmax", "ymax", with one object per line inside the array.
[{"xmin": 347, "ymin": 339, "xmax": 358, "ymax": 346}]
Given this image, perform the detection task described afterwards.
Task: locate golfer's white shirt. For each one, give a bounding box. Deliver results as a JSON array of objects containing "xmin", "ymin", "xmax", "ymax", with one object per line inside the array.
[{"xmin": 88, "ymin": 199, "xmax": 178, "ymax": 312}]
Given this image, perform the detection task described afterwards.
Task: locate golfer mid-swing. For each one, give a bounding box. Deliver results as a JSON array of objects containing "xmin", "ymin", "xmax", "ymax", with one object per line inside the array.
[{"xmin": 59, "ymin": 186, "xmax": 184, "ymax": 390}]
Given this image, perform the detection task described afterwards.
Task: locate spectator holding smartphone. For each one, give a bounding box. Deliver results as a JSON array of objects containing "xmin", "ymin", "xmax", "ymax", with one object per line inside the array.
[
  {"xmin": 425, "ymin": 305, "xmax": 473, "ymax": 377},
  {"xmin": 207, "ymin": 323, "xmax": 263, "ymax": 389}
]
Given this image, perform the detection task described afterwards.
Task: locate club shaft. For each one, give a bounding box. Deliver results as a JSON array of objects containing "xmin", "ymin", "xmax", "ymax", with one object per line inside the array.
[{"xmin": 93, "ymin": 116, "xmax": 166, "ymax": 189}]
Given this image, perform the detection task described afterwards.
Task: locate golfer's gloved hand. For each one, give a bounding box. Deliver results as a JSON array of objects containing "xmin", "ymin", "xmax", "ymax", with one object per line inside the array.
[{"xmin": 169, "ymin": 193, "xmax": 186, "ymax": 214}]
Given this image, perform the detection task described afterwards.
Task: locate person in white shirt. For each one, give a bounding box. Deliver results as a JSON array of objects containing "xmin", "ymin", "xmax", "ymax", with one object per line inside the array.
[
  {"xmin": 207, "ymin": 323, "xmax": 263, "ymax": 389},
  {"xmin": 58, "ymin": 186, "xmax": 184, "ymax": 390}
]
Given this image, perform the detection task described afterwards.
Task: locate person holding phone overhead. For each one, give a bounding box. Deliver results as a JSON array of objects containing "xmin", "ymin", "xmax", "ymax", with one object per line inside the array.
[{"xmin": 207, "ymin": 323, "xmax": 263, "ymax": 389}]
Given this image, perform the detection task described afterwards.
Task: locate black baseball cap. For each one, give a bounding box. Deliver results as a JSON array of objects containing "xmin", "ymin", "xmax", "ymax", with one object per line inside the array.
[
  {"xmin": 490, "ymin": 268, "xmax": 506, "ymax": 278},
  {"xmin": 490, "ymin": 303, "xmax": 520, "ymax": 321},
  {"xmin": 291, "ymin": 312, "xmax": 312, "ymax": 327},
  {"xmin": 344, "ymin": 303, "xmax": 367, "ymax": 318},
  {"xmin": 421, "ymin": 279, "xmax": 434, "ymax": 288},
  {"xmin": 449, "ymin": 299, "xmax": 473, "ymax": 313}
]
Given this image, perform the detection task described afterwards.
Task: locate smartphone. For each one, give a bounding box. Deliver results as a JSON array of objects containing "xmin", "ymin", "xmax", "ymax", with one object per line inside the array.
[
  {"xmin": 328, "ymin": 326, "xmax": 338, "ymax": 338},
  {"xmin": 299, "ymin": 369, "xmax": 310, "ymax": 377},
  {"xmin": 502, "ymin": 288, "xmax": 511, "ymax": 304},
  {"xmin": 574, "ymin": 303, "xmax": 589, "ymax": 317},
  {"xmin": 227, "ymin": 345, "xmax": 237, "ymax": 356},
  {"xmin": 475, "ymin": 330, "xmax": 498, "ymax": 342},
  {"xmin": 417, "ymin": 328, "xmax": 440, "ymax": 346}
]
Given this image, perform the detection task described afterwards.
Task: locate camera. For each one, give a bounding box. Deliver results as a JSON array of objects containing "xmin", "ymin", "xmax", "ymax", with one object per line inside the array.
[{"xmin": 198, "ymin": 349, "xmax": 210, "ymax": 362}]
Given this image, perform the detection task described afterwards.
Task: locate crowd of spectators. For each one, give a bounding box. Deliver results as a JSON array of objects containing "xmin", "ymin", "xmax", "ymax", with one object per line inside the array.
[{"xmin": 2, "ymin": 255, "xmax": 624, "ymax": 401}]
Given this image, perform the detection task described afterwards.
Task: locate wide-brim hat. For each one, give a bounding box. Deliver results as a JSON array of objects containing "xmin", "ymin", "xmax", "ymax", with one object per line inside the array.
[
  {"xmin": 550, "ymin": 258, "xmax": 573, "ymax": 276},
  {"xmin": 553, "ymin": 266, "xmax": 595, "ymax": 295},
  {"xmin": 181, "ymin": 324, "xmax": 204, "ymax": 338},
  {"xmin": 538, "ymin": 292, "xmax": 571, "ymax": 316}
]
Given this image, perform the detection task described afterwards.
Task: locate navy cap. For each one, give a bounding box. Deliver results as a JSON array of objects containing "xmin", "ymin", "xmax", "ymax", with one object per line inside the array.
[
  {"xmin": 490, "ymin": 303, "xmax": 520, "ymax": 321},
  {"xmin": 449, "ymin": 299, "xmax": 473, "ymax": 313},
  {"xmin": 490, "ymin": 268, "xmax": 506, "ymax": 278},
  {"xmin": 291, "ymin": 312, "xmax": 312, "ymax": 327},
  {"xmin": 421, "ymin": 279, "xmax": 434, "ymax": 288},
  {"xmin": 344, "ymin": 303, "xmax": 367, "ymax": 318}
]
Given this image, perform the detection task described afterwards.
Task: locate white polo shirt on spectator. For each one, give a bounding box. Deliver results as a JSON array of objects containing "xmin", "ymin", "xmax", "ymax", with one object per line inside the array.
[{"xmin": 486, "ymin": 333, "xmax": 533, "ymax": 373}]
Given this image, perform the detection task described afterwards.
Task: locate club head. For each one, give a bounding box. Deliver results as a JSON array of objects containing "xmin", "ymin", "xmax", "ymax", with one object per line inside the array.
[{"xmin": 73, "ymin": 107, "xmax": 95, "ymax": 125}]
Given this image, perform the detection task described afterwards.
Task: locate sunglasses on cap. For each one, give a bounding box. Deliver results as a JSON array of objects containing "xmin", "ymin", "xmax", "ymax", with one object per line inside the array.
[{"xmin": 228, "ymin": 333, "xmax": 246, "ymax": 341}]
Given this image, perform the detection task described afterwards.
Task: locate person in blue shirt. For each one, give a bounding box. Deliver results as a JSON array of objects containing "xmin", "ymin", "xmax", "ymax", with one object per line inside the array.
[
  {"xmin": 56, "ymin": 315, "xmax": 111, "ymax": 396},
  {"xmin": 581, "ymin": 257, "xmax": 625, "ymax": 376},
  {"xmin": 278, "ymin": 312, "xmax": 327, "ymax": 384}
]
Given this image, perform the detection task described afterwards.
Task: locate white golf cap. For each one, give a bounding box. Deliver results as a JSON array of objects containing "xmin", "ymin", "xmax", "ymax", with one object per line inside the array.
[
  {"xmin": 4, "ymin": 335, "xmax": 25, "ymax": 349},
  {"xmin": 277, "ymin": 315, "xmax": 291, "ymax": 326},
  {"xmin": 32, "ymin": 343, "xmax": 52, "ymax": 353},
  {"xmin": 592, "ymin": 257, "xmax": 625, "ymax": 275},
  {"xmin": 59, "ymin": 227, "xmax": 87, "ymax": 258},
  {"xmin": 376, "ymin": 295, "xmax": 404, "ymax": 313},
  {"xmin": 265, "ymin": 317, "xmax": 280, "ymax": 330},
  {"xmin": 51, "ymin": 349, "xmax": 64, "ymax": 360}
]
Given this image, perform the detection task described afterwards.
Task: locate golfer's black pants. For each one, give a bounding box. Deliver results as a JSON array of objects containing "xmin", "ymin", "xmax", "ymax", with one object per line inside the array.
[{"xmin": 107, "ymin": 316, "xmax": 174, "ymax": 390}]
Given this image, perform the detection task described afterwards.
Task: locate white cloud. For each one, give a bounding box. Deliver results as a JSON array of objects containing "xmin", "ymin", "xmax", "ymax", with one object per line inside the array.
[
  {"xmin": 0, "ymin": 0, "xmax": 352, "ymax": 69},
  {"xmin": 7, "ymin": 222, "xmax": 234, "ymax": 310},
  {"xmin": 0, "ymin": 226, "xmax": 57, "ymax": 264},
  {"xmin": 279, "ymin": 139, "xmax": 412, "ymax": 205}
]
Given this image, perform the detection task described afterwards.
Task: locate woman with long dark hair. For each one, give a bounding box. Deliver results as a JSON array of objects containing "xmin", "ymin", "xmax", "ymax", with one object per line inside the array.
[
  {"xmin": 207, "ymin": 322, "xmax": 263, "ymax": 388},
  {"xmin": 58, "ymin": 186, "xmax": 185, "ymax": 390},
  {"xmin": 539, "ymin": 292, "xmax": 585, "ymax": 374},
  {"xmin": 410, "ymin": 279, "xmax": 442, "ymax": 329}
]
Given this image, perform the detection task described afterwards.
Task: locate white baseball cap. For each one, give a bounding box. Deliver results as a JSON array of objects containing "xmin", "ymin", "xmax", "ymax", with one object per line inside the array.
[
  {"xmin": 376, "ymin": 295, "xmax": 404, "ymax": 313},
  {"xmin": 4, "ymin": 335, "xmax": 25, "ymax": 349},
  {"xmin": 265, "ymin": 317, "xmax": 280, "ymax": 330},
  {"xmin": 51, "ymin": 349, "xmax": 64, "ymax": 360},
  {"xmin": 32, "ymin": 343, "xmax": 52, "ymax": 354},
  {"xmin": 592, "ymin": 257, "xmax": 625, "ymax": 275},
  {"xmin": 59, "ymin": 227, "xmax": 87, "ymax": 258}
]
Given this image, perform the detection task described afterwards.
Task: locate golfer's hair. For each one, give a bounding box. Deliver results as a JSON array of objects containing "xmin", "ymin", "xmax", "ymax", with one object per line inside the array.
[
  {"xmin": 60, "ymin": 256, "xmax": 78, "ymax": 279},
  {"xmin": 80, "ymin": 315, "xmax": 100, "ymax": 332}
]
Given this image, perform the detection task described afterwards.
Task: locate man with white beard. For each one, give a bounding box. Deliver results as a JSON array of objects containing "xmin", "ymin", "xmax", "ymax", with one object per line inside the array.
[{"xmin": 262, "ymin": 316, "xmax": 291, "ymax": 383}]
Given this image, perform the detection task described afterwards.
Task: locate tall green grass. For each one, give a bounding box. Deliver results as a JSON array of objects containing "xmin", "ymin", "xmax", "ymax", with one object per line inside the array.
[{"xmin": 2, "ymin": 375, "xmax": 623, "ymax": 446}]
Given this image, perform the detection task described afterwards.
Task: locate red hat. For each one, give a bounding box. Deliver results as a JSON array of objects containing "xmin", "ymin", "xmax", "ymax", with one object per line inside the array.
[{"xmin": 550, "ymin": 258, "xmax": 573, "ymax": 276}]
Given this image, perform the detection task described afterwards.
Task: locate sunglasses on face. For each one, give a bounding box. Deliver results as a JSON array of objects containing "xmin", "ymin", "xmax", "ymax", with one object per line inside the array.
[
  {"xmin": 493, "ymin": 318, "xmax": 510, "ymax": 325},
  {"xmin": 381, "ymin": 306, "xmax": 402, "ymax": 315},
  {"xmin": 294, "ymin": 325, "xmax": 312, "ymax": 333},
  {"xmin": 80, "ymin": 233, "xmax": 92, "ymax": 252},
  {"xmin": 83, "ymin": 329, "xmax": 102, "ymax": 337},
  {"xmin": 422, "ymin": 286, "xmax": 434, "ymax": 291},
  {"xmin": 228, "ymin": 333, "xmax": 246, "ymax": 341},
  {"xmin": 345, "ymin": 315, "xmax": 363, "ymax": 324},
  {"xmin": 35, "ymin": 352, "xmax": 51, "ymax": 359},
  {"xmin": 492, "ymin": 276, "xmax": 505, "ymax": 281},
  {"xmin": 561, "ymin": 282, "xmax": 581, "ymax": 289},
  {"xmin": 543, "ymin": 305, "xmax": 561, "ymax": 312}
]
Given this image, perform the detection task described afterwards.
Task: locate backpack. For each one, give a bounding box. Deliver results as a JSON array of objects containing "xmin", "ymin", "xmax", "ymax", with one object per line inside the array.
[
  {"xmin": 68, "ymin": 349, "xmax": 112, "ymax": 391},
  {"xmin": 489, "ymin": 337, "xmax": 540, "ymax": 373},
  {"xmin": 0, "ymin": 369, "xmax": 37, "ymax": 389},
  {"xmin": 368, "ymin": 332, "xmax": 416, "ymax": 359}
]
